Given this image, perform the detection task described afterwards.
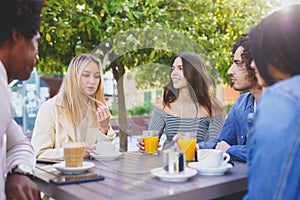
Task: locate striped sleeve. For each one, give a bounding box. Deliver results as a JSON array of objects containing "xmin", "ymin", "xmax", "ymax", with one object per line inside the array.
[
  {"xmin": 147, "ymin": 107, "xmax": 166, "ymax": 138},
  {"xmin": 205, "ymin": 114, "xmax": 225, "ymax": 142}
]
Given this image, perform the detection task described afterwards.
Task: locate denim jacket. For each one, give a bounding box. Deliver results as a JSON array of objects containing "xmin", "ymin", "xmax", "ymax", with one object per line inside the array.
[
  {"xmin": 199, "ymin": 92, "xmax": 255, "ymax": 162},
  {"xmin": 244, "ymin": 75, "xmax": 300, "ymax": 200}
]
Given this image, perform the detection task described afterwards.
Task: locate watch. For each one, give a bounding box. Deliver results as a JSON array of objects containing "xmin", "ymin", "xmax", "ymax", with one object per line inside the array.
[{"xmin": 9, "ymin": 164, "xmax": 34, "ymax": 179}]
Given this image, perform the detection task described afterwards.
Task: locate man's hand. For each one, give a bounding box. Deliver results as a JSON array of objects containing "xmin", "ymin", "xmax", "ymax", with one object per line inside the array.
[
  {"xmin": 215, "ymin": 141, "xmax": 231, "ymax": 153},
  {"xmin": 5, "ymin": 173, "xmax": 41, "ymax": 200}
]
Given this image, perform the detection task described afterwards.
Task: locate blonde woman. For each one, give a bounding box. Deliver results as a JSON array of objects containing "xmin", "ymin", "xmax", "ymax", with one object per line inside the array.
[{"xmin": 31, "ymin": 54, "xmax": 116, "ymax": 160}]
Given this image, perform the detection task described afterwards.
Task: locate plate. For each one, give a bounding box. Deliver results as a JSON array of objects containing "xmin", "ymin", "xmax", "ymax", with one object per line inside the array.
[
  {"xmin": 90, "ymin": 152, "xmax": 122, "ymax": 161},
  {"xmin": 188, "ymin": 162, "xmax": 233, "ymax": 176},
  {"xmin": 151, "ymin": 167, "xmax": 197, "ymax": 182},
  {"xmin": 52, "ymin": 161, "xmax": 95, "ymax": 174}
]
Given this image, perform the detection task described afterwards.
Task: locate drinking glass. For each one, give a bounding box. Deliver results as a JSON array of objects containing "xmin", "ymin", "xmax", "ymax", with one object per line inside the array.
[
  {"xmin": 143, "ymin": 130, "xmax": 159, "ymax": 155},
  {"xmin": 64, "ymin": 142, "xmax": 84, "ymax": 167},
  {"xmin": 177, "ymin": 132, "xmax": 196, "ymax": 161}
]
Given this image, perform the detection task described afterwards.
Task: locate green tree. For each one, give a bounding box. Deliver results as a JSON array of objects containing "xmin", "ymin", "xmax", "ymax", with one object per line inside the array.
[{"xmin": 134, "ymin": 0, "xmax": 279, "ymax": 87}]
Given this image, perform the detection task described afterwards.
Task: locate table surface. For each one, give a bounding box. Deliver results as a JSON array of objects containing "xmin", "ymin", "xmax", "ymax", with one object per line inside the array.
[{"xmin": 34, "ymin": 152, "xmax": 248, "ymax": 200}]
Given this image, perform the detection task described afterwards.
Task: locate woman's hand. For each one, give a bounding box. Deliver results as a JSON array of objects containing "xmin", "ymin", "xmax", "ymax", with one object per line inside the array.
[
  {"xmin": 96, "ymin": 103, "xmax": 111, "ymax": 134},
  {"xmin": 137, "ymin": 137, "xmax": 161, "ymax": 153},
  {"xmin": 136, "ymin": 137, "xmax": 145, "ymax": 153},
  {"xmin": 84, "ymin": 145, "xmax": 95, "ymax": 158}
]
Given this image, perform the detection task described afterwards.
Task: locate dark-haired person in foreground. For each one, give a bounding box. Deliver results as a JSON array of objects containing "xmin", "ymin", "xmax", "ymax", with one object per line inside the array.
[
  {"xmin": 198, "ymin": 33, "xmax": 262, "ymax": 162},
  {"xmin": 245, "ymin": 4, "xmax": 300, "ymax": 199},
  {"xmin": 0, "ymin": 0, "xmax": 44, "ymax": 199}
]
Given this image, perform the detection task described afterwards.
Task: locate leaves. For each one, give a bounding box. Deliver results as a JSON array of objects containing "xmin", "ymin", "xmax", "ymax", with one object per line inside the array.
[{"xmin": 38, "ymin": 0, "xmax": 279, "ymax": 84}]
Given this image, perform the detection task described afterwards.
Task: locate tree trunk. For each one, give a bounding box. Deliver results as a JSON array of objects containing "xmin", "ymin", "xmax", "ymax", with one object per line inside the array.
[
  {"xmin": 112, "ymin": 61, "xmax": 128, "ymax": 152},
  {"xmin": 117, "ymin": 76, "xmax": 128, "ymax": 152}
]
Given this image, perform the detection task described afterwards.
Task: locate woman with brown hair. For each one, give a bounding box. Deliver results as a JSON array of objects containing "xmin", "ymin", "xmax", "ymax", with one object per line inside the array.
[{"xmin": 137, "ymin": 52, "xmax": 224, "ymax": 151}]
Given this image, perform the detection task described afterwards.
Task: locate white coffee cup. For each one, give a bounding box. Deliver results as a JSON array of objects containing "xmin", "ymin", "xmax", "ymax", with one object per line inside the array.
[
  {"xmin": 197, "ymin": 149, "xmax": 230, "ymax": 168},
  {"xmin": 95, "ymin": 142, "xmax": 115, "ymax": 155}
]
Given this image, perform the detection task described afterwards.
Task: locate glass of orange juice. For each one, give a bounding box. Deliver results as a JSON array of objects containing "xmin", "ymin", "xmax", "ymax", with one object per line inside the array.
[
  {"xmin": 143, "ymin": 130, "xmax": 159, "ymax": 155},
  {"xmin": 177, "ymin": 132, "xmax": 196, "ymax": 161}
]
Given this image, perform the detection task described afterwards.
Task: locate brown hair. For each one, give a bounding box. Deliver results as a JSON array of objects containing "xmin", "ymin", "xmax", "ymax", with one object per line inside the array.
[{"xmin": 163, "ymin": 52, "xmax": 222, "ymax": 116}]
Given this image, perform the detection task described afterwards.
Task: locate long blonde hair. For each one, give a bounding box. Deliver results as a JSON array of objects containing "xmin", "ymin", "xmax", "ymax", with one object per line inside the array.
[{"xmin": 58, "ymin": 54, "xmax": 105, "ymax": 126}]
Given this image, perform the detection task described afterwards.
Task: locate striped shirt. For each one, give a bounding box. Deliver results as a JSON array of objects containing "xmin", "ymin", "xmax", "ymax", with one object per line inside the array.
[{"xmin": 148, "ymin": 106, "xmax": 225, "ymax": 149}]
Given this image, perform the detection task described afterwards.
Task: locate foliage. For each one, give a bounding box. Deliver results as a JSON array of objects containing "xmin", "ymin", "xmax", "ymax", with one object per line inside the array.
[
  {"xmin": 109, "ymin": 102, "xmax": 119, "ymax": 117},
  {"xmin": 38, "ymin": 0, "xmax": 278, "ymax": 84},
  {"xmin": 133, "ymin": 0, "xmax": 279, "ymax": 86},
  {"xmin": 110, "ymin": 102, "xmax": 154, "ymax": 117},
  {"xmin": 128, "ymin": 103, "xmax": 154, "ymax": 117},
  {"xmin": 38, "ymin": 0, "xmax": 104, "ymax": 76},
  {"xmin": 223, "ymin": 103, "xmax": 233, "ymax": 117}
]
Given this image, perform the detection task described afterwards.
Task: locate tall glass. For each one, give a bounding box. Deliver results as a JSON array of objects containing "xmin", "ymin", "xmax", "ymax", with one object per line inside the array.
[
  {"xmin": 143, "ymin": 130, "xmax": 159, "ymax": 155},
  {"xmin": 177, "ymin": 132, "xmax": 196, "ymax": 161}
]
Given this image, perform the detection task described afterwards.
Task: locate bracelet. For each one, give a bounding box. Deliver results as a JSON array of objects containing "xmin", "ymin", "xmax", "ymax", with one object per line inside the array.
[{"xmin": 7, "ymin": 164, "xmax": 34, "ymax": 180}]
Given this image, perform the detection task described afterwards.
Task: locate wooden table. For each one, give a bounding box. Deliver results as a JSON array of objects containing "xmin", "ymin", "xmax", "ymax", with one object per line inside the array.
[{"xmin": 34, "ymin": 152, "xmax": 248, "ymax": 200}]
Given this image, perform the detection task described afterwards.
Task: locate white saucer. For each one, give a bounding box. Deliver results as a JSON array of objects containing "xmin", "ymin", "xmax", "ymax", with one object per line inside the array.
[
  {"xmin": 52, "ymin": 161, "xmax": 95, "ymax": 174},
  {"xmin": 90, "ymin": 152, "xmax": 122, "ymax": 161},
  {"xmin": 151, "ymin": 167, "xmax": 197, "ymax": 182},
  {"xmin": 188, "ymin": 162, "xmax": 233, "ymax": 176}
]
